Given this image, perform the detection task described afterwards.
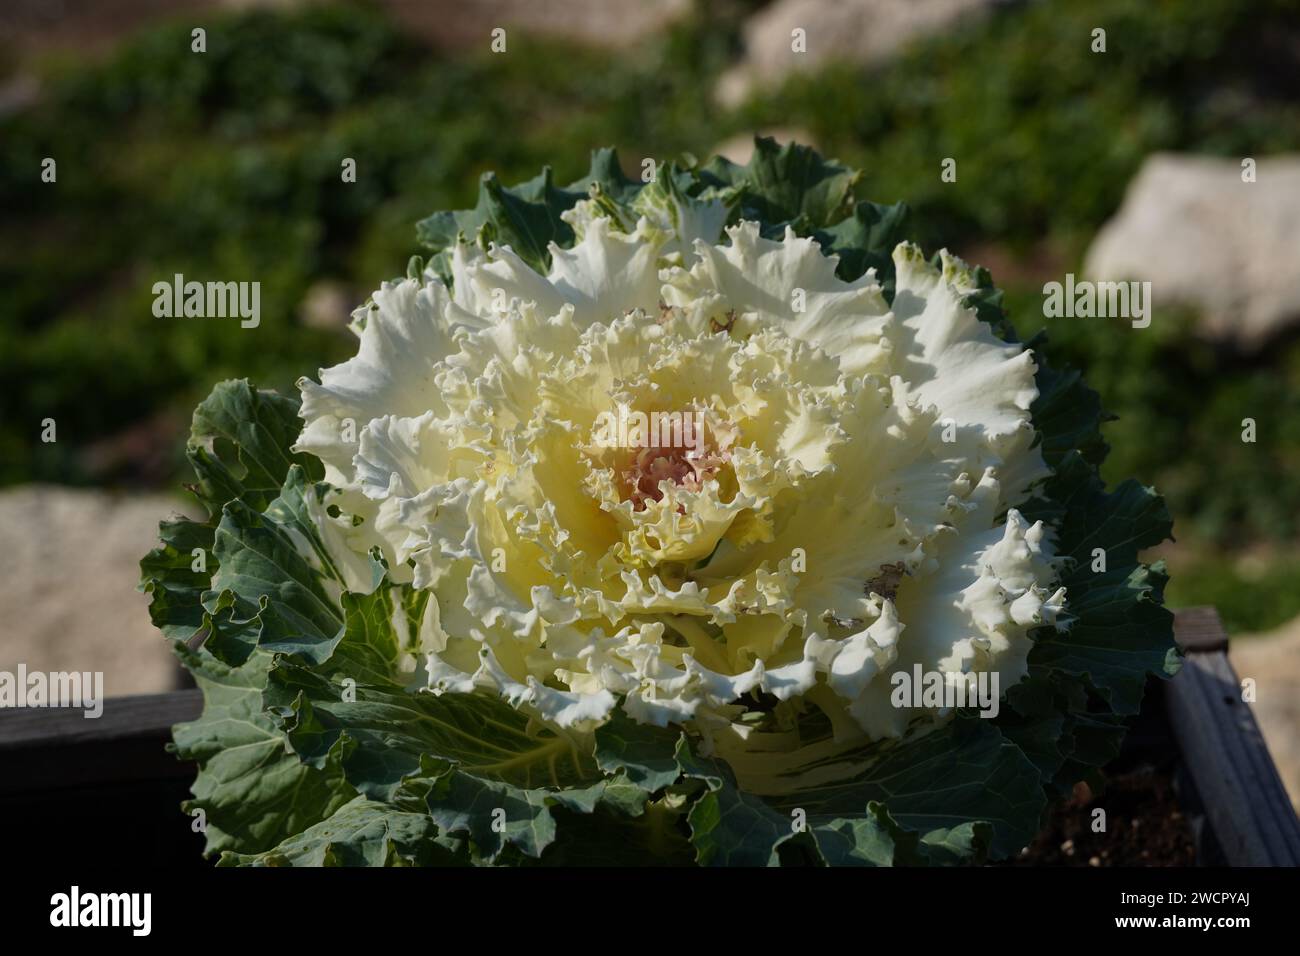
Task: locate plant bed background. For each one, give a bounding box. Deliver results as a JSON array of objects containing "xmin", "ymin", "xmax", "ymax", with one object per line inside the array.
[
  {"xmin": 1, "ymin": 608, "xmax": 1295, "ymax": 867},
  {"xmin": 5, "ymin": 0, "xmax": 1300, "ymax": 871}
]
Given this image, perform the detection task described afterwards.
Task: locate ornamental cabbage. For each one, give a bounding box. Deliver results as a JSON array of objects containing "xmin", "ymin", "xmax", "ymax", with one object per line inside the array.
[{"xmin": 142, "ymin": 139, "xmax": 1177, "ymax": 866}]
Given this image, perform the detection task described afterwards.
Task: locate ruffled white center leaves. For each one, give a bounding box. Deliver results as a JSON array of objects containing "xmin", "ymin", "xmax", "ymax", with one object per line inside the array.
[{"xmin": 295, "ymin": 217, "xmax": 1066, "ymax": 752}]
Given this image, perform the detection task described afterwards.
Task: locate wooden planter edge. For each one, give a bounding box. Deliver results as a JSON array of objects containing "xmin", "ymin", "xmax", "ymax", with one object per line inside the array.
[
  {"xmin": 2, "ymin": 608, "xmax": 1298, "ymax": 865},
  {"xmin": 1167, "ymin": 606, "xmax": 1300, "ymax": 866}
]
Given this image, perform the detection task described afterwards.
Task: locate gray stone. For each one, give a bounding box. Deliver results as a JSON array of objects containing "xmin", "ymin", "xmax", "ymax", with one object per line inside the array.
[
  {"xmin": 370, "ymin": 0, "xmax": 690, "ymax": 50},
  {"xmin": 716, "ymin": 0, "xmax": 998, "ymax": 107},
  {"xmin": 0, "ymin": 486, "xmax": 200, "ymax": 698},
  {"xmin": 298, "ymin": 279, "xmax": 354, "ymax": 331},
  {"xmin": 1085, "ymin": 154, "xmax": 1300, "ymax": 346}
]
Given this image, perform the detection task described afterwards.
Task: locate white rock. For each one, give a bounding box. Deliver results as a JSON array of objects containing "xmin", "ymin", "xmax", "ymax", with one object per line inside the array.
[
  {"xmin": 367, "ymin": 0, "xmax": 691, "ymax": 49},
  {"xmin": 298, "ymin": 279, "xmax": 354, "ymax": 331},
  {"xmin": 0, "ymin": 486, "xmax": 201, "ymax": 698},
  {"xmin": 1085, "ymin": 154, "xmax": 1300, "ymax": 346},
  {"xmin": 716, "ymin": 0, "xmax": 998, "ymax": 107}
]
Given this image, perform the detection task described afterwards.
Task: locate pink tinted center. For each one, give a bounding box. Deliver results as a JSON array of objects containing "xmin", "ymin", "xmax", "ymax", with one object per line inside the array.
[{"xmin": 621, "ymin": 445, "xmax": 727, "ymax": 511}]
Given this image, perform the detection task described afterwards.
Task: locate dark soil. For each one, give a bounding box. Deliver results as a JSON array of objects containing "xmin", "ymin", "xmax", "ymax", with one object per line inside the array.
[{"xmin": 1005, "ymin": 767, "xmax": 1197, "ymax": 866}]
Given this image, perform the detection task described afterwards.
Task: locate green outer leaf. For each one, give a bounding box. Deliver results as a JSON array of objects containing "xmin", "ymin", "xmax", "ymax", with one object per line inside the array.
[
  {"xmin": 258, "ymin": 578, "xmax": 674, "ymax": 861},
  {"xmin": 420, "ymin": 767, "xmax": 562, "ymax": 860},
  {"xmin": 913, "ymin": 820, "xmax": 995, "ymax": 866},
  {"xmin": 699, "ymin": 136, "xmax": 861, "ymax": 232},
  {"xmin": 138, "ymin": 516, "xmax": 214, "ymax": 641},
  {"xmin": 996, "ymin": 709, "xmax": 1068, "ymax": 785},
  {"xmin": 204, "ymin": 466, "xmax": 346, "ymax": 666},
  {"xmin": 569, "ymin": 146, "xmax": 642, "ymax": 204},
  {"xmin": 143, "ymin": 379, "xmax": 357, "ymax": 859},
  {"xmin": 813, "ymin": 199, "xmax": 910, "ymax": 292},
  {"xmin": 220, "ymin": 796, "xmax": 467, "ymax": 867},
  {"xmin": 1051, "ymin": 712, "xmax": 1130, "ymax": 795},
  {"xmin": 140, "ymin": 378, "xmax": 318, "ymax": 645},
  {"xmin": 415, "ymin": 138, "xmax": 862, "ymax": 287},
  {"xmin": 807, "ymin": 806, "xmax": 898, "ymax": 867},
  {"xmin": 663, "ymin": 720, "xmax": 1021, "ymax": 867},
  {"xmin": 676, "ymin": 736, "xmax": 795, "ymax": 867},
  {"xmin": 187, "ymin": 379, "xmax": 323, "ymax": 517},
  {"xmin": 417, "ymin": 148, "xmax": 640, "ymax": 279},
  {"xmin": 507, "ymin": 801, "xmax": 695, "ymax": 867},
  {"xmin": 329, "ymin": 584, "xmax": 405, "ymax": 687},
  {"xmin": 1031, "ymin": 361, "xmax": 1112, "ymax": 469},
  {"xmin": 267, "ymin": 662, "xmax": 598, "ymax": 795},
  {"xmin": 809, "ymin": 802, "xmax": 992, "ymax": 867},
  {"xmin": 417, "ymin": 167, "xmax": 580, "ymax": 277},
  {"xmin": 265, "ymin": 660, "xmax": 654, "ymax": 861},
  {"xmin": 770, "ymin": 716, "xmax": 1044, "ymax": 863},
  {"xmin": 593, "ymin": 710, "xmax": 685, "ymax": 793},
  {"xmin": 1017, "ymin": 450, "xmax": 1178, "ymax": 715},
  {"xmin": 171, "ymin": 641, "xmax": 355, "ymax": 857}
]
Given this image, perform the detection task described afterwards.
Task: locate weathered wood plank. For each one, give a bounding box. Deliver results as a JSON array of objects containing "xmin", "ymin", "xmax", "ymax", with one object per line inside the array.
[
  {"xmin": 1168, "ymin": 608, "xmax": 1300, "ymax": 866},
  {"xmin": 0, "ymin": 689, "xmax": 201, "ymax": 795},
  {"xmin": 1173, "ymin": 605, "xmax": 1230, "ymax": 653},
  {"xmin": 0, "ymin": 689, "xmax": 201, "ymax": 748}
]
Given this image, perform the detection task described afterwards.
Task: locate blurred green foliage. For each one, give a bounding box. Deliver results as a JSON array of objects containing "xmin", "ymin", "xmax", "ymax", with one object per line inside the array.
[
  {"xmin": 3, "ymin": 0, "xmax": 1300, "ymax": 627},
  {"xmin": 1166, "ymin": 551, "xmax": 1300, "ymax": 636},
  {"xmin": 0, "ymin": 1, "xmax": 739, "ymax": 485}
]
